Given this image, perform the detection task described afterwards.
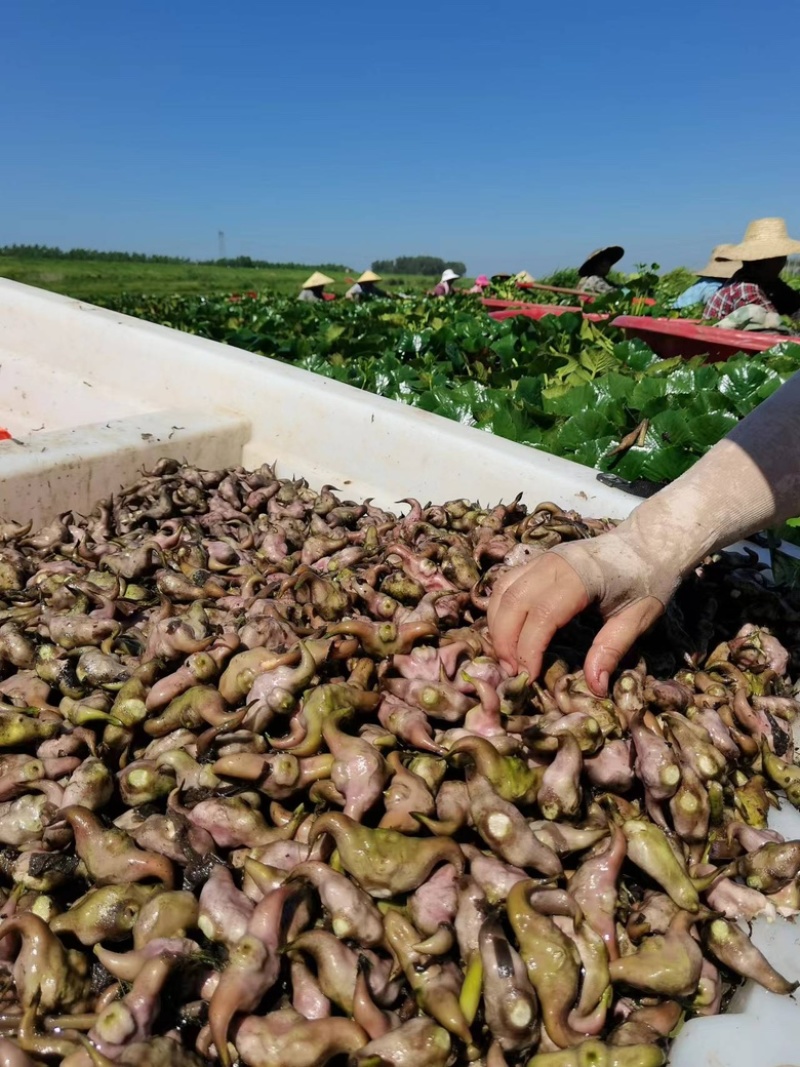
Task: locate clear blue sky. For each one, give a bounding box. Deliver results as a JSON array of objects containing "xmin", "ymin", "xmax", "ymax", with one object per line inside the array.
[{"xmin": 3, "ymin": 0, "xmax": 799, "ymax": 276}]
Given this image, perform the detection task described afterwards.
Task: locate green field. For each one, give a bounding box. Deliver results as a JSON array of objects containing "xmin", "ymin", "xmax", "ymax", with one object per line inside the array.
[{"xmin": 0, "ymin": 257, "xmax": 442, "ymax": 300}]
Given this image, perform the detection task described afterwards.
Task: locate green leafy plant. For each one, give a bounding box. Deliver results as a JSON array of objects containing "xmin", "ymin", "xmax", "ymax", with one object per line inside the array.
[{"xmin": 93, "ymin": 291, "xmax": 800, "ymax": 499}]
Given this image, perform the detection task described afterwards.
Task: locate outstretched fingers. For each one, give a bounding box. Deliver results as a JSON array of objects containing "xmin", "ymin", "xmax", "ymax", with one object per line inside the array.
[{"xmin": 584, "ymin": 596, "xmax": 665, "ymax": 696}]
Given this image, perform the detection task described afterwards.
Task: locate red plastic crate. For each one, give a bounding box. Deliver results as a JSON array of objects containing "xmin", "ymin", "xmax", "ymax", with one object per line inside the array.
[
  {"xmin": 511, "ymin": 285, "xmax": 655, "ymax": 307},
  {"xmin": 488, "ymin": 304, "xmax": 608, "ymax": 323},
  {"xmin": 516, "ymin": 281, "xmax": 589, "ymax": 298},
  {"xmin": 481, "ymin": 298, "xmax": 537, "ymax": 311},
  {"xmin": 611, "ymin": 316, "xmax": 800, "ymax": 363}
]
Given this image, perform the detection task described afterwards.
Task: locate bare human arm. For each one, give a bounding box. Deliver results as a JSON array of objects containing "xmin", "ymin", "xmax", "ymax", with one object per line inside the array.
[{"xmin": 488, "ymin": 369, "xmax": 800, "ymax": 695}]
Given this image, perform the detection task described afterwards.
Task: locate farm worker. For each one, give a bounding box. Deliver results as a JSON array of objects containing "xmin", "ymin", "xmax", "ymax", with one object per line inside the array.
[
  {"xmin": 488, "ymin": 365, "xmax": 800, "ymax": 697},
  {"xmin": 468, "ymin": 275, "xmax": 492, "ymax": 294},
  {"xmin": 578, "ymin": 245, "xmax": 624, "ymax": 294},
  {"xmin": 703, "ymin": 218, "xmax": 800, "ymax": 321},
  {"xmin": 431, "ymin": 269, "xmax": 461, "ymax": 297},
  {"xmin": 298, "ymin": 271, "xmax": 335, "ymax": 303},
  {"xmin": 672, "ymin": 246, "xmax": 741, "ymax": 310},
  {"xmin": 345, "ymin": 270, "xmax": 389, "ymax": 301}
]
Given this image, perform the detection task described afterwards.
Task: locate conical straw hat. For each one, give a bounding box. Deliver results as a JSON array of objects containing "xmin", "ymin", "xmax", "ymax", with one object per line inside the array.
[
  {"xmin": 694, "ymin": 245, "xmax": 741, "ymax": 279},
  {"xmin": 515, "ymin": 270, "xmax": 536, "ymax": 284},
  {"xmin": 578, "ymin": 246, "xmax": 624, "ymax": 276},
  {"xmin": 302, "ymin": 271, "xmax": 335, "ymax": 289},
  {"xmin": 724, "ymin": 218, "xmax": 800, "ymax": 262},
  {"xmin": 358, "ymin": 270, "xmax": 381, "ymax": 283}
]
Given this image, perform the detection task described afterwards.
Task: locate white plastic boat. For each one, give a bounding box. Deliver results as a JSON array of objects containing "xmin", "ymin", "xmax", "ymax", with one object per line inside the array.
[
  {"xmin": 0, "ymin": 279, "xmax": 798, "ymax": 1064},
  {"xmin": 0, "ymin": 279, "xmax": 631, "ymax": 527}
]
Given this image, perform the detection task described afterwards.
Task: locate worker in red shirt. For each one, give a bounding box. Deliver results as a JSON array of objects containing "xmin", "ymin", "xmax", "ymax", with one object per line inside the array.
[
  {"xmin": 430, "ymin": 269, "xmax": 462, "ymax": 297},
  {"xmin": 703, "ymin": 218, "xmax": 800, "ymax": 321}
]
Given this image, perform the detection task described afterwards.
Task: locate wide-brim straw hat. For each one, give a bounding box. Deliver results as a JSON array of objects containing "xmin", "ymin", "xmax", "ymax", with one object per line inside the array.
[
  {"xmin": 579, "ymin": 245, "xmax": 624, "ymax": 276},
  {"xmin": 515, "ymin": 270, "xmax": 536, "ymax": 284},
  {"xmin": 302, "ymin": 271, "xmax": 335, "ymax": 289},
  {"xmin": 358, "ymin": 270, "xmax": 381, "ymax": 283},
  {"xmin": 441, "ymin": 269, "xmax": 461, "ymax": 283},
  {"xmin": 492, "ymin": 272, "xmax": 513, "ymax": 281},
  {"xmin": 723, "ymin": 218, "xmax": 800, "ymax": 262},
  {"xmin": 695, "ymin": 245, "xmax": 741, "ymax": 279}
]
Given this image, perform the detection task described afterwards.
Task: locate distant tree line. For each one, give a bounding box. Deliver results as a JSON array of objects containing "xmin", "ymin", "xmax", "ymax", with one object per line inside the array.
[
  {"xmin": 372, "ymin": 256, "xmax": 467, "ymax": 276},
  {"xmin": 0, "ymin": 245, "xmax": 349, "ymax": 271},
  {"xmin": 0, "ymin": 244, "xmax": 191, "ymax": 263},
  {"xmin": 209, "ymin": 256, "xmax": 349, "ymax": 271}
]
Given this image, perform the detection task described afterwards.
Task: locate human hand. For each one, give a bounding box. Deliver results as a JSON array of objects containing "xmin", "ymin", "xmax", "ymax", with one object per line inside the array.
[{"xmin": 488, "ymin": 530, "xmax": 680, "ymax": 697}]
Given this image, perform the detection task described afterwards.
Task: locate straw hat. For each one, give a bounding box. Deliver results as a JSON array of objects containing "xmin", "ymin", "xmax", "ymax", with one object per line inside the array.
[
  {"xmin": 441, "ymin": 269, "xmax": 461, "ymax": 283},
  {"xmin": 515, "ymin": 270, "xmax": 536, "ymax": 284},
  {"xmin": 358, "ymin": 270, "xmax": 381, "ymax": 283},
  {"xmin": 579, "ymin": 245, "xmax": 624, "ymax": 276},
  {"xmin": 695, "ymin": 245, "xmax": 741, "ymax": 279},
  {"xmin": 492, "ymin": 272, "xmax": 513, "ymax": 281},
  {"xmin": 723, "ymin": 218, "xmax": 800, "ymax": 262},
  {"xmin": 302, "ymin": 271, "xmax": 335, "ymax": 289}
]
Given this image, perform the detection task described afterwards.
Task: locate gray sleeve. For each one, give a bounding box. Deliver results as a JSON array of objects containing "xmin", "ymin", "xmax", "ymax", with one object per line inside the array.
[{"xmin": 580, "ymin": 276, "xmax": 614, "ymax": 294}]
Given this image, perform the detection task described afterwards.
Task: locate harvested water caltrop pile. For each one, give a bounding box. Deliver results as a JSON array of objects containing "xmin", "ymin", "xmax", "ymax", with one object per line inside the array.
[{"xmin": 0, "ymin": 459, "xmax": 797, "ymax": 1067}]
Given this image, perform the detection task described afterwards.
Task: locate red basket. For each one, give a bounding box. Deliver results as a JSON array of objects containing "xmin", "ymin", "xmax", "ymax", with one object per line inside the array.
[
  {"xmin": 487, "ymin": 304, "xmax": 608, "ymax": 323},
  {"xmin": 611, "ymin": 316, "xmax": 800, "ymax": 363}
]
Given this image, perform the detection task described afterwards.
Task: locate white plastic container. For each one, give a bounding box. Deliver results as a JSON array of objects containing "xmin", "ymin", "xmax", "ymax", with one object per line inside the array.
[
  {"xmin": 0, "ymin": 279, "xmax": 798, "ymax": 1062},
  {"xmin": 0, "ymin": 279, "xmax": 632, "ymax": 526}
]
